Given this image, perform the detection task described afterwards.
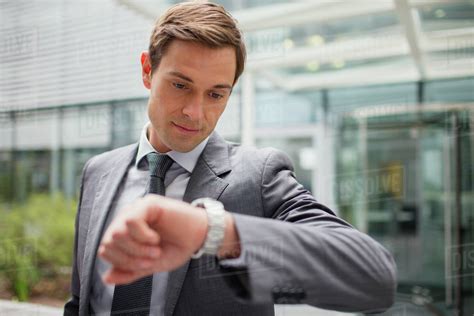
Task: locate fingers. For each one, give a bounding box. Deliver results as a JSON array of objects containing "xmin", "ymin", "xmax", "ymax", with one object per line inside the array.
[
  {"xmin": 98, "ymin": 242, "xmax": 158, "ymax": 271},
  {"xmin": 103, "ymin": 267, "xmax": 155, "ymax": 285},
  {"xmin": 98, "ymin": 201, "xmax": 164, "ymax": 275},
  {"xmin": 99, "ymin": 194, "xmax": 201, "ymax": 283},
  {"xmin": 126, "ymin": 218, "xmax": 160, "ymax": 245},
  {"xmin": 103, "ymin": 267, "xmax": 136, "ymax": 284},
  {"xmin": 111, "ymin": 230, "xmax": 161, "ymax": 258}
]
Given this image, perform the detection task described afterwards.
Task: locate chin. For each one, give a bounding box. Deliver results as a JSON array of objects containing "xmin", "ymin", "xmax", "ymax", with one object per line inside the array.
[{"xmin": 164, "ymin": 129, "xmax": 208, "ymax": 152}]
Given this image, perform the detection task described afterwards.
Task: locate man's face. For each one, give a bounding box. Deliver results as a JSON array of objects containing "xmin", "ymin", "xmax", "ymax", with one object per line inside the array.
[{"xmin": 141, "ymin": 40, "xmax": 236, "ymax": 153}]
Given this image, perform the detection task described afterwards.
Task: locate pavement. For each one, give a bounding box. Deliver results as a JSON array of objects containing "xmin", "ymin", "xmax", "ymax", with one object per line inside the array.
[
  {"xmin": 0, "ymin": 300, "xmax": 359, "ymax": 316},
  {"xmin": 0, "ymin": 300, "xmax": 62, "ymax": 316}
]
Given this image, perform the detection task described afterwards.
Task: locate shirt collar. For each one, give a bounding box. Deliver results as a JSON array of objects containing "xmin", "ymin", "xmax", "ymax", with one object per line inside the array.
[{"xmin": 135, "ymin": 122, "xmax": 209, "ymax": 173}]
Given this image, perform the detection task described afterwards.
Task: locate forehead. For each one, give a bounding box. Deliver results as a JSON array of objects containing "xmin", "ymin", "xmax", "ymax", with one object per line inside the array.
[{"xmin": 159, "ymin": 40, "xmax": 236, "ymax": 85}]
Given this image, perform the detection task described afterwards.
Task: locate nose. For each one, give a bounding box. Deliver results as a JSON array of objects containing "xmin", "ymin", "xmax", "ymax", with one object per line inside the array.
[{"xmin": 182, "ymin": 93, "xmax": 204, "ymax": 121}]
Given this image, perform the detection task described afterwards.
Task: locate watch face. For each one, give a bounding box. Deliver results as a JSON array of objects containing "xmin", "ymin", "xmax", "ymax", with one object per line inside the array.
[
  {"xmin": 192, "ymin": 198, "xmax": 224, "ymax": 210},
  {"xmin": 191, "ymin": 198, "xmax": 207, "ymax": 208}
]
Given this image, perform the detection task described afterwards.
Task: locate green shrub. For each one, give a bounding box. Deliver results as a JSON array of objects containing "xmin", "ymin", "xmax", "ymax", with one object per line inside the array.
[
  {"xmin": 0, "ymin": 173, "xmax": 13, "ymax": 202},
  {"xmin": 0, "ymin": 193, "xmax": 76, "ymax": 301},
  {"xmin": 0, "ymin": 238, "xmax": 39, "ymax": 301}
]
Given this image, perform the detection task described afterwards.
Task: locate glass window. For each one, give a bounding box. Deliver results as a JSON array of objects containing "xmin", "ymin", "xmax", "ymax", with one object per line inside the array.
[
  {"xmin": 276, "ymin": 56, "xmax": 412, "ymax": 76},
  {"xmin": 415, "ymin": 2, "xmax": 474, "ymax": 32},
  {"xmin": 215, "ymin": 0, "xmax": 289, "ymax": 11},
  {"xmin": 328, "ymin": 83, "xmax": 418, "ymax": 115},
  {"xmin": 0, "ymin": 151, "xmax": 13, "ymax": 201},
  {"xmin": 425, "ymin": 78, "xmax": 474, "ymax": 103},
  {"xmin": 255, "ymin": 91, "xmax": 319, "ymax": 127},
  {"xmin": 13, "ymin": 150, "xmax": 51, "ymax": 201},
  {"xmin": 336, "ymin": 105, "xmax": 474, "ymax": 314},
  {"xmin": 111, "ymin": 99, "xmax": 147, "ymax": 148},
  {"xmin": 245, "ymin": 11, "xmax": 401, "ymax": 52},
  {"xmin": 216, "ymin": 91, "xmax": 241, "ymax": 139}
]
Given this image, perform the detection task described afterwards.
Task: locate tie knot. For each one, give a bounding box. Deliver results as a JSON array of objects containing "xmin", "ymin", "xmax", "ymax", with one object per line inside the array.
[{"xmin": 146, "ymin": 152, "xmax": 173, "ymax": 179}]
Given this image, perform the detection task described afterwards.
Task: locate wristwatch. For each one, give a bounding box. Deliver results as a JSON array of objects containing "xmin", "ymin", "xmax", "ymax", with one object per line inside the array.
[{"xmin": 191, "ymin": 198, "xmax": 226, "ymax": 259}]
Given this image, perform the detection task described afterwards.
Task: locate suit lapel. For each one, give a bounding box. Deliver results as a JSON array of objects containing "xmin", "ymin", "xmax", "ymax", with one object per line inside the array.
[
  {"xmin": 164, "ymin": 132, "xmax": 231, "ymax": 316},
  {"xmin": 80, "ymin": 144, "xmax": 138, "ymax": 314}
]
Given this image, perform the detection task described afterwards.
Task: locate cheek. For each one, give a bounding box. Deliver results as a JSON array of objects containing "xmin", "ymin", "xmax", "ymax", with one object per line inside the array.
[
  {"xmin": 147, "ymin": 97, "xmax": 166, "ymax": 128},
  {"xmin": 147, "ymin": 99, "xmax": 158, "ymax": 120},
  {"xmin": 148, "ymin": 88, "xmax": 170, "ymax": 114},
  {"xmin": 155, "ymin": 88, "xmax": 186, "ymax": 115},
  {"xmin": 205, "ymin": 107, "xmax": 226, "ymax": 127}
]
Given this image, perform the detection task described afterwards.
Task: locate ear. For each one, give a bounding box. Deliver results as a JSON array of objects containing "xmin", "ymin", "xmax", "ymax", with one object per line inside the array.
[{"xmin": 141, "ymin": 51, "xmax": 152, "ymax": 89}]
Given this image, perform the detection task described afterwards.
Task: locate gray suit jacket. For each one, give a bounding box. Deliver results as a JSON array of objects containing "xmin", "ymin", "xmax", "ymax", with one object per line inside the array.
[{"xmin": 64, "ymin": 132, "xmax": 396, "ymax": 316}]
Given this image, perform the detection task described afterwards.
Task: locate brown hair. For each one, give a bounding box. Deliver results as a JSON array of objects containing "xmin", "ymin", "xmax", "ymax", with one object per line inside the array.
[{"xmin": 148, "ymin": 1, "xmax": 246, "ymax": 85}]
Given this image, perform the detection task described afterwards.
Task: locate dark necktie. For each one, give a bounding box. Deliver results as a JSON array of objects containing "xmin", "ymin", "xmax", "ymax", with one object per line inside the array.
[{"xmin": 110, "ymin": 153, "xmax": 173, "ymax": 315}]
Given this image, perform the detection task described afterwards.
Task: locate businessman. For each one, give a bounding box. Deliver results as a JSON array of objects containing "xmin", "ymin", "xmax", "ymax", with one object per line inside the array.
[{"xmin": 64, "ymin": 2, "xmax": 397, "ymax": 315}]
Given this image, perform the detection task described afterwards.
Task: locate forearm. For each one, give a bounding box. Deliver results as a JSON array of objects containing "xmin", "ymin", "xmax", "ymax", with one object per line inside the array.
[{"xmin": 219, "ymin": 213, "xmax": 397, "ymax": 313}]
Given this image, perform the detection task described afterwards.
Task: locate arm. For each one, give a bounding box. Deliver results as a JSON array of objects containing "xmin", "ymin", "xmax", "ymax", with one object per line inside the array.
[
  {"xmin": 97, "ymin": 150, "xmax": 397, "ymax": 313},
  {"xmin": 217, "ymin": 150, "xmax": 397, "ymax": 313}
]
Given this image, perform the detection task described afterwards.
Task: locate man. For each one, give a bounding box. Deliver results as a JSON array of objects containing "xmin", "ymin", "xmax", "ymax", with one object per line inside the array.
[{"xmin": 64, "ymin": 2, "xmax": 397, "ymax": 316}]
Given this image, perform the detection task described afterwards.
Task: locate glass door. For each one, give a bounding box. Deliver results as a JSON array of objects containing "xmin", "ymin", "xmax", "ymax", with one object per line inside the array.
[{"xmin": 336, "ymin": 105, "xmax": 473, "ymax": 315}]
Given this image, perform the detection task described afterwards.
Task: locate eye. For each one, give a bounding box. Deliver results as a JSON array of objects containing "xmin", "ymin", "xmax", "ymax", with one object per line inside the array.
[
  {"xmin": 209, "ymin": 92, "xmax": 224, "ymax": 100},
  {"xmin": 173, "ymin": 82, "xmax": 187, "ymax": 90}
]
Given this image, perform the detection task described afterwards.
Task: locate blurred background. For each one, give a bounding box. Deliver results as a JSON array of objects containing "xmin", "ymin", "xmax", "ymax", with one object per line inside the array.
[{"xmin": 0, "ymin": 0, "xmax": 473, "ymax": 315}]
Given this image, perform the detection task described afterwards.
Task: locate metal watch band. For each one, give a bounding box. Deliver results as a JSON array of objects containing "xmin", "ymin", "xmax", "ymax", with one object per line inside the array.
[{"xmin": 191, "ymin": 198, "xmax": 226, "ymax": 259}]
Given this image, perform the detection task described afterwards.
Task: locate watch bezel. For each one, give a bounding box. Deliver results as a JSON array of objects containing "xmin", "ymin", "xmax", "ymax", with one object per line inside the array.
[{"xmin": 191, "ymin": 198, "xmax": 226, "ymax": 259}]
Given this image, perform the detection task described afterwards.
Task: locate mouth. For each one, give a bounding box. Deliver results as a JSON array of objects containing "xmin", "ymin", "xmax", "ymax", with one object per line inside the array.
[{"xmin": 172, "ymin": 122, "xmax": 200, "ymax": 134}]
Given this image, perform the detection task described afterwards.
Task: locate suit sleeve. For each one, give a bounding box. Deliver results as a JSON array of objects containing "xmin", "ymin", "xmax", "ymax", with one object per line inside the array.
[
  {"xmin": 218, "ymin": 149, "xmax": 397, "ymax": 313},
  {"xmin": 63, "ymin": 159, "xmax": 91, "ymax": 316}
]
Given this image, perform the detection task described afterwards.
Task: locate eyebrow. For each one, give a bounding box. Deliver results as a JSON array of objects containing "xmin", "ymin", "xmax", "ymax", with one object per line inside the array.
[{"xmin": 167, "ymin": 71, "xmax": 233, "ymax": 90}]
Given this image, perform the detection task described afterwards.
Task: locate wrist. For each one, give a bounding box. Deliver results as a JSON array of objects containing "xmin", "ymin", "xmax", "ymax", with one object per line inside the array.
[{"xmin": 217, "ymin": 213, "xmax": 241, "ymax": 259}]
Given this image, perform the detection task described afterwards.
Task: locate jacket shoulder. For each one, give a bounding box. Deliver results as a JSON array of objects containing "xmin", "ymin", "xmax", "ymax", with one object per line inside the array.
[
  {"xmin": 85, "ymin": 143, "xmax": 137, "ymax": 174},
  {"xmin": 227, "ymin": 141, "xmax": 294, "ymax": 171}
]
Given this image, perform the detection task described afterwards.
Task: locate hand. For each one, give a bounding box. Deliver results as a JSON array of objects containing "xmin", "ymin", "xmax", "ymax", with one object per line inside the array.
[{"xmin": 98, "ymin": 194, "xmax": 208, "ymax": 285}]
